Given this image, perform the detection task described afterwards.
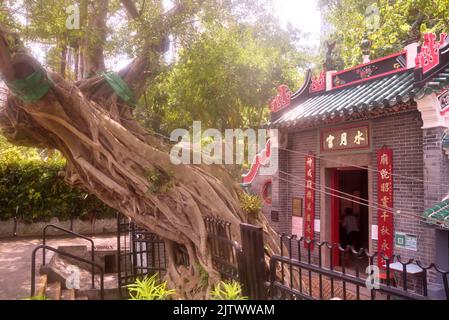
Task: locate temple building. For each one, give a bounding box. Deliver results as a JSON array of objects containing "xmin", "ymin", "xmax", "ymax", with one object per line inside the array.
[{"xmin": 244, "ymin": 33, "xmax": 449, "ymax": 297}]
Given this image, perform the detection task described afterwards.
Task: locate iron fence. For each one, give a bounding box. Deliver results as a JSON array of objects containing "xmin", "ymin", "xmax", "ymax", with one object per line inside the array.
[
  {"xmin": 204, "ymin": 217, "xmax": 267, "ymax": 299},
  {"xmin": 117, "ymin": 213, "xmax": 168, "ymax": 298},
  {"xmin": 269, "ymin": 234, "xmax": 449, "ymax": 300},
  {"xmin": 204, "ymin": 217, "xmax": 242, "ymax": 282}
]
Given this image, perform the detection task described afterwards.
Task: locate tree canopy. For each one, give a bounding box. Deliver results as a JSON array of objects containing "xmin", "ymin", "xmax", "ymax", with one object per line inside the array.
[
  {"xmin": 1, "ymin": 0, "xmax": 310, "ymax": 132},
  {"xmin": 319, "ymin": 0, "xmax": 449, "ymax": 68}
]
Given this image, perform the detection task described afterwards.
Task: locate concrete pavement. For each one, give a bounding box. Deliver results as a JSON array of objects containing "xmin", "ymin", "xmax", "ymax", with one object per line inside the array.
[{"xmin": 0, "ymin": 235, "xmax": 116, "ymax": 300}]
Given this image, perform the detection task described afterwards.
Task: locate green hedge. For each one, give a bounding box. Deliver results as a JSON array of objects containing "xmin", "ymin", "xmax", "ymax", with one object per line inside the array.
[{"xmin": 0, "ymin": 137, "xmax": 115, "ymax": 223}]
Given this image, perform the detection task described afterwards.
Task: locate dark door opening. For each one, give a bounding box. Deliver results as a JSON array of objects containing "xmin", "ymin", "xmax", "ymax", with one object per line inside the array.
[{"xmin": 330, "ymin": 167, "xmax": 369, "ymax": 267}]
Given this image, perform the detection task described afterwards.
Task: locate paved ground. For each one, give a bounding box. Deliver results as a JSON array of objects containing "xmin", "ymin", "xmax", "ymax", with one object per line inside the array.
[{"xmin": 0, "ymin": 235, "xmax": 116, "ymax": 300}]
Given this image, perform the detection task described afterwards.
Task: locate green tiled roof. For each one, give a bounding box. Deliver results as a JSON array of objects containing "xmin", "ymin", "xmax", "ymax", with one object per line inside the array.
[
  {"xmin": 422, "ymin": 199, "xmax": 449, "ymax": 229},
  {"xmin": 271, "ymin": 70, "xmax": 417, "ymax": 128},
  {"xmin": 423, "ymin": 67, "xmax": 449, "ymax": 92}
]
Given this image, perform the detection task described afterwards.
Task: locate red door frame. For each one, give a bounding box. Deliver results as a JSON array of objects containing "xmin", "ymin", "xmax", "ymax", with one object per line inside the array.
[{"xmin": 330, "ymin": 169, "xmax": 340, "ymax": 266}]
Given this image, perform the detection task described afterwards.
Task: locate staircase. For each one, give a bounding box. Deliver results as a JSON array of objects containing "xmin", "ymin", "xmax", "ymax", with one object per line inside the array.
[{"xmin": 34, "ymin": 275, "xmax": 88, "ymax": 300}]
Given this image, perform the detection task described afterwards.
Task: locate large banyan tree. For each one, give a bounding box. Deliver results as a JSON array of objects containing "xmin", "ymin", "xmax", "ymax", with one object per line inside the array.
[{"xmin": 0, "ymin": 0, "xmax": 280, "ymax": 298}]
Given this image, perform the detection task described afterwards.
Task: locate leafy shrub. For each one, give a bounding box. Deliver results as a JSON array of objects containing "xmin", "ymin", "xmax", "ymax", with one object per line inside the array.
[
  {"xmin": 238, "ymin": 191, "xmax": 262, "ymax": 217},
  {"xmin": 210, "ymin": 281, "xmax": 248, "ymax": 300},
  {"xmin": 0, "ymin": 137, "xmax": 115, "ymax": 222},
  {"xmin": 145, "ymin": 168, "xmax": 174, "ymax": 193},
  {"xmin": 194, "ymin": 263, "xmax": 209, "ymax": 289},
  {"xmin": 25, "ymin": 295, "xmax": 48, "ymax": 300},
  {"xmin": 127, "ymin": 273, "xmax": 176, "ymax": 300}
]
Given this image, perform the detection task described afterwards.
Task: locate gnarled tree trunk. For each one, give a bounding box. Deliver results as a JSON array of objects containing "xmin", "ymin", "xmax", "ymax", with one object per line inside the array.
[{"xmin": 0, "ymin": 23, "xmax": 281, "ymax": 299}]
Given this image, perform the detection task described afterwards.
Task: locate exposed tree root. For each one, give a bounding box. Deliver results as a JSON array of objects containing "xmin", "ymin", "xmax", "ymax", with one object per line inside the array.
[{"xmin": 0, "ymin": 39, "xmax": 284, "ymax": 299}]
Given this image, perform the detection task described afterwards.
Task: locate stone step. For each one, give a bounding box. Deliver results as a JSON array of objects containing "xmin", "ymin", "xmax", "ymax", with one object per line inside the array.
[
  {"xmin": 35, "ymin": 274, "xmax": 48, "ymax": 297},
  {"xmin": 61, "ymin": 288, "xmax": 75, "ymax": 300},
  {"xmin": 46, "ymin": 282, "xmax": 62, "ymax": 300},
  {"xmin": 75, "ymin": 295, "xmax": 89, "ymax": 300}
]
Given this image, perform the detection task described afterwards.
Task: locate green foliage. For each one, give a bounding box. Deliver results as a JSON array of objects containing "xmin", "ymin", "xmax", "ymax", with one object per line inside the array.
[
  {"xmin": 139, "ymin": 22, "xmax": 308, "ymax": 134},
  {"xmin": 0, "ymin": 136, "xmax": 115, "ymax": 222},
  {"xmin": 145, "ymin": 168, "xmax": 174, "ymax": 194},
  {"xmin": 239, "ymin": 191, "xmax": 262, "ymax": 217},
  {"xmin": 320, "ymin": 0, "xmax": 449, "ymax": 68},
  {"xmin": 127, "ymin": 273, "xmax": 176, "ymax": 300},
  {"xmin": 210, "ymin": 281, "xmax": 248, "ymax": 300},
  {"xmin": 194, "ymin": 263, "xmax": 210, "ymax": 289}
]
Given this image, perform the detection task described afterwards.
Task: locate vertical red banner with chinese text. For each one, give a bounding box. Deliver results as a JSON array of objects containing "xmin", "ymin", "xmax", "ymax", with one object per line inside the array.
[
  {"xmin": 377, "ymin": 148, "xmax": 394, "ymax": 267},
  {"xmin": 304, "ymin": 153, "xmax": 315, "ymax": 249}
]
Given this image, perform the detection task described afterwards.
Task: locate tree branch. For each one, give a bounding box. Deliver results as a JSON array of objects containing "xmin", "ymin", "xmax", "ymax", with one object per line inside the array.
[{"xmin": 120, "ymin": 0, "xmax": 140, "ymax": 19}]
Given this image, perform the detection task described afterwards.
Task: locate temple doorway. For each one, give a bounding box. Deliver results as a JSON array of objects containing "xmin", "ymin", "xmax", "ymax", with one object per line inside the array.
[{"xmin": 329, "ymin": 167, "xmax": 369, "ymax": 267}]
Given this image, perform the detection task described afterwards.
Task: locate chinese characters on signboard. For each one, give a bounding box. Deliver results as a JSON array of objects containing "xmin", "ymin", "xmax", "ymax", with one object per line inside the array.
[
  {"xmin": 377, "ymin": 147, "xmax": 394, "ymax": 267},
  {"xmin": 304, "ymin": 153, "xmax": 315, "ymax": 248},
  {"xmin": 321, "ymin": 124, "xmax": 370, "ymax": 152}
]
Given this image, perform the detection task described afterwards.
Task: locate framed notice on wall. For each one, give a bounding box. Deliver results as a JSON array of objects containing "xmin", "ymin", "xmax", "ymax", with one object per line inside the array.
[{"xmin": 292, "ymin": 197, "xmax": 303, "ymax": 217}]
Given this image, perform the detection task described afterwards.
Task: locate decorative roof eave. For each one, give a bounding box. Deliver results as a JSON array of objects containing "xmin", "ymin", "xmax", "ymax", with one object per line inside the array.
[
  {"xmin": 422, "ymin": 198, "xmax": 449, "ymax": 230},
  {"xmin": 269, "ymin": 33, "xmax": 449, "ymax": 130},
  {"xmin": 270, "ymin": 100, "xmax": 418, "ymax": 131}
]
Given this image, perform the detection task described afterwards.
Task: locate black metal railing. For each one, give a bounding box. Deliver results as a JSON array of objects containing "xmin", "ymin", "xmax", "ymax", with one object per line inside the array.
[
  {"xmin": 269, "ymin": 234, "xmax": 449, "ymax": 300},
  {"xmin": 42, "ymin": 224, "xmax": 95, "ymax": 289},
  {"xmin": 204, "ymin": 217, "xmax": 243, "ymax": 282},
  {"xmin": 204, "ymin": 217, "xmax": 267, "ymax": 299},
  {"xmin": 117, "ymin": 213, "xmax": 169, "ymax": 298},
  {"xmin": 31, "ymin": 245, "xmax": 104, "ymax": 300}
]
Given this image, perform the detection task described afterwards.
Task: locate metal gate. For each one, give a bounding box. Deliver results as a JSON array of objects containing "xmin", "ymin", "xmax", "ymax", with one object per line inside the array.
[{"xmin": 116, "ymin": 213, "xmax": 167, "ymax": 298}]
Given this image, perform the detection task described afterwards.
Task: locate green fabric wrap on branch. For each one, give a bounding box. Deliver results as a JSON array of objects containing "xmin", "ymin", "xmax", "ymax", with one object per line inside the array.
[
  {"xmin": 5, "ymin": 69, "xmax": 52, "ymax": 103},
  {"xmin": 103, "ymin": 72, "xmax": 136, "ymax": 107}
]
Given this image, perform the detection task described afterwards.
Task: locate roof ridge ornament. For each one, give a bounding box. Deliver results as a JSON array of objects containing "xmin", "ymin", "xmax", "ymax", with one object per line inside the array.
[
  {"xmin": 310, "ymin": 70, "xmax": 326, "ymax": 93},
  {"xmin": 361, "ymin": 32, "xmax": 372, "ymax": 63},
  {"xmin": 269, "ymin": 84, "xmax": 292, "ymax": 113},
  {"xmin": 415, "ymin": 33, "xmax": 448, "ymax": 75}
]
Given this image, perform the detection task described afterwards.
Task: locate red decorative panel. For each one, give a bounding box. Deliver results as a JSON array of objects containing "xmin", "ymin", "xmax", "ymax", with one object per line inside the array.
[
  {"xmin": 309, "ymin": 72, "xmax": 325, "ymax": 93},
  {"xmin": 416, "ymin": 33, "xmax": 448, "ymax": 74},
  {"xmin": 270, "ymin": 85, "xmax": 292, "ymax": 113},
  {"xmin": 377, "ymin": 147, "xmax": 394, "ymax": 267},
  {"xmin": 304, "ymin": 152, "xmax": 315, "ymax": 249},
  {"xmin": 242, "ymin": 139, "xmax": 271, "ymax": 184}
]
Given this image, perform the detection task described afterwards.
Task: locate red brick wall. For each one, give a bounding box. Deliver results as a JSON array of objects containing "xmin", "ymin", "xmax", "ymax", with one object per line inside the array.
[{"xmin": 271, "ymin": 110, "xmax": 444, "ymax": 266}]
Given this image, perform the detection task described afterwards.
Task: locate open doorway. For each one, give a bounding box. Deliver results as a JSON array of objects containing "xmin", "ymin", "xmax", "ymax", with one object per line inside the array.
[{"xmin": 329, "ymin": 167, "xmax": 369, "ymax": 267}]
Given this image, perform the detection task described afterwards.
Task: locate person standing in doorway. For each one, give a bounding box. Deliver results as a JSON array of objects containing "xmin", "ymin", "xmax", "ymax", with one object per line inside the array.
[{"xmin": 342, "ymin": 208, "xmax": 360, "ymax": 249}]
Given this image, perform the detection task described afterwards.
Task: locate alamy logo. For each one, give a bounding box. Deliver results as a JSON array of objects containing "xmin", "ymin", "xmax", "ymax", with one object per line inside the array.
[
  {"xmin": 66, "ymin": 4, "xmax": 80, "ymax": 30},
  {"xmin": 169, "ymin": 122, "xmax": 278, "ymax": 175},
  {"xmin": 365, "ymin": 265, "xmax": 381, "ymax": 290}
]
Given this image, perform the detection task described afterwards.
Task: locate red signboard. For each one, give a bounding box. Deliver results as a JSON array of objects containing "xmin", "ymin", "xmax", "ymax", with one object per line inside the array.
[
  {"xmin": 304, "ymin": 152, "xmax": 315, "ymax": 248},
  {"xmin": 416, "ymin": 33, "xmax": 448, "ymax": 74},
  {"xmin": 377, "ymin": 148, "xmax": 394, "ymax": 267},
  {"xmin": 270, "ymin": 85, "xmax": 292, "ymax": 113}
]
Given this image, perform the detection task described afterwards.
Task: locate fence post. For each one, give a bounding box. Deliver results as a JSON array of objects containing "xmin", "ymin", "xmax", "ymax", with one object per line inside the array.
[{"xmin": 239, "ymin": 223, "xmax": 267, "ymax": 300}]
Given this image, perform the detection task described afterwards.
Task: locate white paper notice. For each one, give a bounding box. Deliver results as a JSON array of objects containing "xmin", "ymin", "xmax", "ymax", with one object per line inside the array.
[
  {"xmin": 371, "ymin": 225, "xmax": 378, "ymax": 240},
  {"xmin": 314, "ymin": 219, "xmax": 320, "ymax": 232},
  {"xmin": 292, "ymin": 216, "xmax": 303, "ymax": 237}
]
